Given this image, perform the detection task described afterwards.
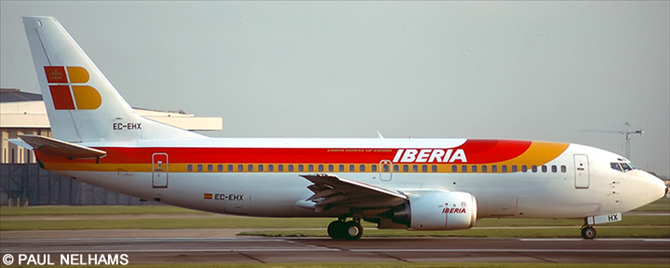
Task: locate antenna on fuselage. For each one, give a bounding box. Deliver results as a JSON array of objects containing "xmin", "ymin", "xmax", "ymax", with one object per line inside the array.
[
  {"xmin": 580, "ymin": 122, "xmax": 644, "ymax": 159},
  {"xmin": 376, "ymin": 130, "xmax": 385, "ymax": 139}
]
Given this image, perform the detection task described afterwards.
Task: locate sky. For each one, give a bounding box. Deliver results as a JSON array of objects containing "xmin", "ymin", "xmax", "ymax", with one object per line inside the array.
[{"xmin": 1, "ymin": 1, "xmax": 668, "ymax": 177}]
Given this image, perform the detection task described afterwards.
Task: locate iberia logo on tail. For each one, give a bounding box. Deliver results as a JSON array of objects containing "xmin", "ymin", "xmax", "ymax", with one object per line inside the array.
[{"xmin": 44, "ymin": 66, "xmax": 101, "ymax": 110}]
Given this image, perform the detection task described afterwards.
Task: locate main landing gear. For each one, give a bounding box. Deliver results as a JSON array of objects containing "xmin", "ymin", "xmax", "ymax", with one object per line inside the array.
[
  {"xmin": 581, "ymin": 225, "xmax": 597, "ymax": 239},
  {"xmin": 327, "ymin": 218, "xmax": 363, "ymax": 241}
]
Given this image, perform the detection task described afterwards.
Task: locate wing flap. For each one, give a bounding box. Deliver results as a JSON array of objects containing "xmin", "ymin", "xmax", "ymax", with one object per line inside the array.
[
  {"xmin": 16, "ymin": 134, "xmax": 107, "ymax": 160},
  {"xmin": 300, "ymin": 174, "xmax": 407, "ymax": 212}
]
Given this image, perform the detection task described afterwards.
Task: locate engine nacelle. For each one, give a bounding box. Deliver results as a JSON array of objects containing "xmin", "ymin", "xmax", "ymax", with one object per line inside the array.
[{"xmin": 392, "ymin": 191, "xmax": 477, "ymax": 230}]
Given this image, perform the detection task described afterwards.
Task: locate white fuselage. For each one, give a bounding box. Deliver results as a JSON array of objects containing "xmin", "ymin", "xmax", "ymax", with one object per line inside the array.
[{"xmin": 50, "ymin": 138, "xmax": 665, "ymax": 220}]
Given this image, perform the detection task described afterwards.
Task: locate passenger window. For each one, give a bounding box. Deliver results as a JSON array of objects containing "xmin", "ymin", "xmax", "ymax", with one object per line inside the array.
[
  {"xmin": 207, "ymin": 164, "xmax": 213, "ymax": 172},
  {"xmin": 349, "ymin": 164, "xmax": 355, "ymax": 171},
  {"xmin": 393, "ymin": 165, "xmax": 399, "ymax": 172},
  {"xmin": 422, "ymin": 165, "xmax": 427, "ymax": 172},
  {"xmin": 258, "ymin": 164, "xmax": 264, "ymax": 172},
  {"xmin": 308, "ymin": 165, "xmax": 314, "ymax": 172},
  {"xmin": 404, "ymin": 165, "xmax": 409, "ymax": 172},
  {"xmin": 521, "ymin": 165, "xmax": 528, "ymax": 172},
  {"xmin": 328, "ymin": 164, "xmax": 333, "ymax": 172},
  {"xmin": 217, "ymin": 164, "xmax": 223, "ymax": 172},
  {"xmin": 532, "ymin": 165, "xmax": 538, "ymax": 173},
  {"xmin": 471, "ymin": 165, "xmax": 477, "ymax": 172},
  {"xmin": 227, "ymin": 164, "xmax": 233, "ymax": 171},
  {"xmin": 299, "ymin": 165, "xmax": 304, "ymax": 172},
  {"xmin": 501, "ymin": 165, "xmax": 507, "ymax": 172},
  {"xmin": 197, "ymin": 164, "xmax": 203, "ymax": 172},
  {"xmin": 551, "ymin": 165, "xmax": 557, "ymax": 173},
  {"xmin": 383, "ymin": 165, "xmax": 389, "ymax": 172},
  {"xmin": 248, "ymin": 164, "xmax": 254, "ymax": 172},
  {"xmin": 359, "ymin": 165, "xmax": 366, "ymax": 172},
  {"xmin": 317, "ymin": 164, "xmax": 323, "ymax": 172},
  {"xmin": 452, "ymin": 165, "xmax": 458, "ymax": 172},
  {"xmin": 338, "ymin": 164, "xmax": 344, "ymax": 172},
  {"xmin": 461, "ymin": 165, "xmax": 467, "ymax": 172},
  {"xmin": 371, "ymin": 165, "xmax": 377, "ymax": 172},
  {"xmin": 238, "ymin": 164, "xmax": 244, "ymax": 172},
  {"xmin": 511, "ymin": 165, "xmax": 517, "ymax": 172},
  {"xmin": 412, "ymin": 165, "xmax": 418, "ymax": 172},
  {"xmin": 278, "ymin": 165, "xmax": 284, "ymax": 172},
  {"xmin": 481, "ymin": 165, "xmax": 488, "ymax": 172},
  {"xmin": 491, "ymin": 165, "xmax": 498, "ymax": 172},
  {"xmin": 288, "ymin": 165, "xmax": 294, "ymax": 172},
  {"xmin": 541, "ymin": 165, "xmax": 547, "ymax": 173},
  {"xmin": 561, "ymin": 165, "xmax": 567, "ymax": 173},
  {"xmin": 268, "ymin": 164, "xmax": 274, "ymax": 172},
  {"xmin": 187, "ymin": 164, "xmax": 193, "ymax": 172},
  {"xmin": 620, "ymin": 163, "xmax": 632, "ymax": 171},
  {"xmin": 432, "ymin": 165, "xmax": 437, "ymax": 172}
]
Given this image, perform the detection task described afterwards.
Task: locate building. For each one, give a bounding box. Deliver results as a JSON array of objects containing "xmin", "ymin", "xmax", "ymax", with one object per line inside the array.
[
  {"xmin": 1, "ymin": 88, "xmax": 222, "ymax": 164},
  {"xmin": 1, "ymin": 88, "xmax": 222, "ymax": 206}
]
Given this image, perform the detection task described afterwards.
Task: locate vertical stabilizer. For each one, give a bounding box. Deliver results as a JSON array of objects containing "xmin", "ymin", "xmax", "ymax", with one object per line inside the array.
[{"xmin": 23, "ymin": 16, "xmax": 203, "ymax": 142}]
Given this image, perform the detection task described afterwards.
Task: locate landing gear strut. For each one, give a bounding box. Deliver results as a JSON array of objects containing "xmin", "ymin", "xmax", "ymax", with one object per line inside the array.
[
  {"xmin": 581, "ymin": 225, "xmax": 596, "ymax": 239},
  {"xmin": 327, "ymin": 218, "xmax": 363, "ymax": 240}
]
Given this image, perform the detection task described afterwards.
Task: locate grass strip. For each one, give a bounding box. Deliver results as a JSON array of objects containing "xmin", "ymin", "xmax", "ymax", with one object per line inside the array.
[
  {"xmin": 632, "ymin": 198, "xmax": 670, "ymax": 211},
  {"xmin": 1, "ymin": 215, "xmax": 666, "ymax": 231},
  {"xmin": 474, "ymin": 215, "xmax": 670, "ymax": 227},
  {"xmin": 240, "ymin": 226, "xmax": 670, "ymax": 238},
  {"xmin": 1, "ymin": 198, "xmax": 667, "ymax": 216},
  {"xmin": 114, "ymin": 264, "xmax": 670, "ymax": 268},
  {"xmin": 0, "ymin": 205, "xmax": 204, "ymax": 216},
  {"xmin": 0, "ymin": 217, "xmax": 336, "ymax": 231},
  {"xmin": 27, "ymin": 263, "xmax": 670, "ymax": 268}
]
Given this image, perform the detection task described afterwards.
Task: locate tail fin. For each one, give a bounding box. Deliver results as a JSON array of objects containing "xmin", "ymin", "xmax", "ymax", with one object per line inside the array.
[{"xmin": 23, "ymin": 16, "xmax": 203, "ymax": 142}]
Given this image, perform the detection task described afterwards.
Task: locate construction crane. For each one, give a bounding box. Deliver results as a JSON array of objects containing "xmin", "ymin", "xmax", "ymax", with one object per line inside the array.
[{"xmin": 580, "ymin": 123, "xmax": 644, "ymax": 159}]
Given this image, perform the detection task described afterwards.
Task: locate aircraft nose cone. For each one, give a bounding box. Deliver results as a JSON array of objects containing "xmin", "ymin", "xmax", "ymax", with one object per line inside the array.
[
  {"xmin": 646, "ymin": 172, "xmax": 667, "ymax": 200},
  {"xmin": 625, "ymin": 170, "xmax": 668, "ymax": 210}
]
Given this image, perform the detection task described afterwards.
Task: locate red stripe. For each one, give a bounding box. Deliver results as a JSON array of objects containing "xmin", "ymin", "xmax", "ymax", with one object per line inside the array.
[
  {"xmin": 36, "ymin": 140, "xmax": 537, "ymax": 165},
  {"xmin": 458, "ymin": 140, "xmax": 531, "ymax": 163}
]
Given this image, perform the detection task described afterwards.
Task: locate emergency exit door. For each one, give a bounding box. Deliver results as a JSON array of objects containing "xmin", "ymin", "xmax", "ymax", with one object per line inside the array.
[
  {"xmin": 574, "ymin": 154, "xmax": 590, "ymax": 189},
  {"xmin": 152, "ymin": 153, "xmax": 169, "ymax": 188},
  {"xmin": 380, "ymin": 160, "xmax": 392, "ymax": 181}
]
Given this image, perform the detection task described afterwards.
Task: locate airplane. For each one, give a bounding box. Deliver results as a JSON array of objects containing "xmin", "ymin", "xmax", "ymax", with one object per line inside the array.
[{"xmin": 11, "ymin": 16, "xmax": 667, "ymax": 240}]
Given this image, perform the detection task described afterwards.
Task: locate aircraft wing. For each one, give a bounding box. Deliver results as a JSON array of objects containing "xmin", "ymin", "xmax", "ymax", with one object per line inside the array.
[
  {"xmin": 300, "ymin": 174, "xmax": 407, "ymax": 212},
  {"xmin": 13, "ymin": 134, "xmax": 107, "ymax": 160}
]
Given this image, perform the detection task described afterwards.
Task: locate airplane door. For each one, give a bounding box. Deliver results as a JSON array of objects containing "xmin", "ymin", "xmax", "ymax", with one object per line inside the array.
[
  {"xmin": 152, "ymin": 153, "xmax": 168, "ymax": 188},
  {"xmin": 380, "ymin": 160, "xmax": 392, "ymax": 182},
  {"xmin": 574, "ymin": 154, "xmax": 589, "ymax": 189}
]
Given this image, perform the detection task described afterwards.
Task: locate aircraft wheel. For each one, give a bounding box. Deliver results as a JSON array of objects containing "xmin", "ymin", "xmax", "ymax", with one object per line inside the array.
[
  {"xmin": 342, "ymin": 221, "xmax": 363, "ymax": 241},
  {"xmin": 327, "ymin": 220, "xmax": 345, "ymax": 240},
  {"xmin": 581, "ymin": 225, "xmax": 596, "ymax": 239}
]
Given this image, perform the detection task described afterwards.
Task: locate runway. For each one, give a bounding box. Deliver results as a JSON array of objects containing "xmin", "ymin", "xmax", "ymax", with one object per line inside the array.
[{"xmin": 2, "ymin": 236, "xmax": 669, "ymax": 264}]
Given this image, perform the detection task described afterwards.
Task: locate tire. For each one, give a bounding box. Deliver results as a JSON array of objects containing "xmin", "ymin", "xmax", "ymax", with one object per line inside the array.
[
  {"xmin": 581, "ymin": 226, "xmax": 596, "ymax": 239},
  {"xmin": 327, "ymin": 220, "xmax": 345, "ymax": 240},
  {"xmin": 342, "ymin": 221, "xmax": 363, "ymax": 241}
]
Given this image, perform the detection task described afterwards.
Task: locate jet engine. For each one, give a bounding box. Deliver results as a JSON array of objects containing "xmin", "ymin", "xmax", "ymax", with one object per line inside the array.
[{"xmin": 390, "ymin": 191, "xmax": 478, "ymax": 230}]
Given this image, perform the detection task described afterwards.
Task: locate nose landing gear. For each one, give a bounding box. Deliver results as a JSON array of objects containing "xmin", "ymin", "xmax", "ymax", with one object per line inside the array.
[
  {"xmin": 327, "ymin": 218, "xmax": 363, "ymax": 240},
  {"xmin": 580, "ymin": 225, "xmax": 597, "ymax": 239}
]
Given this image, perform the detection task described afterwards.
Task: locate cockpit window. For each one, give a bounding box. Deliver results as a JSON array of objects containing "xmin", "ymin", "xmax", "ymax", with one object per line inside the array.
[
  {"xmin": 611, "ymin": 162, "xmax": 634, "ymax": 172},
  {"xmin": 620, "ymin": 163, "xmax": 633, "ymax": 171}
]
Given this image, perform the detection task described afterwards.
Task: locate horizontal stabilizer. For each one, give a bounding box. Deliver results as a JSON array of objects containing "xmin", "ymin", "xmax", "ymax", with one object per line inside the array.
[{"xmin": 17, "ymin": 134, "xmax": 106, "ymax": 160}]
